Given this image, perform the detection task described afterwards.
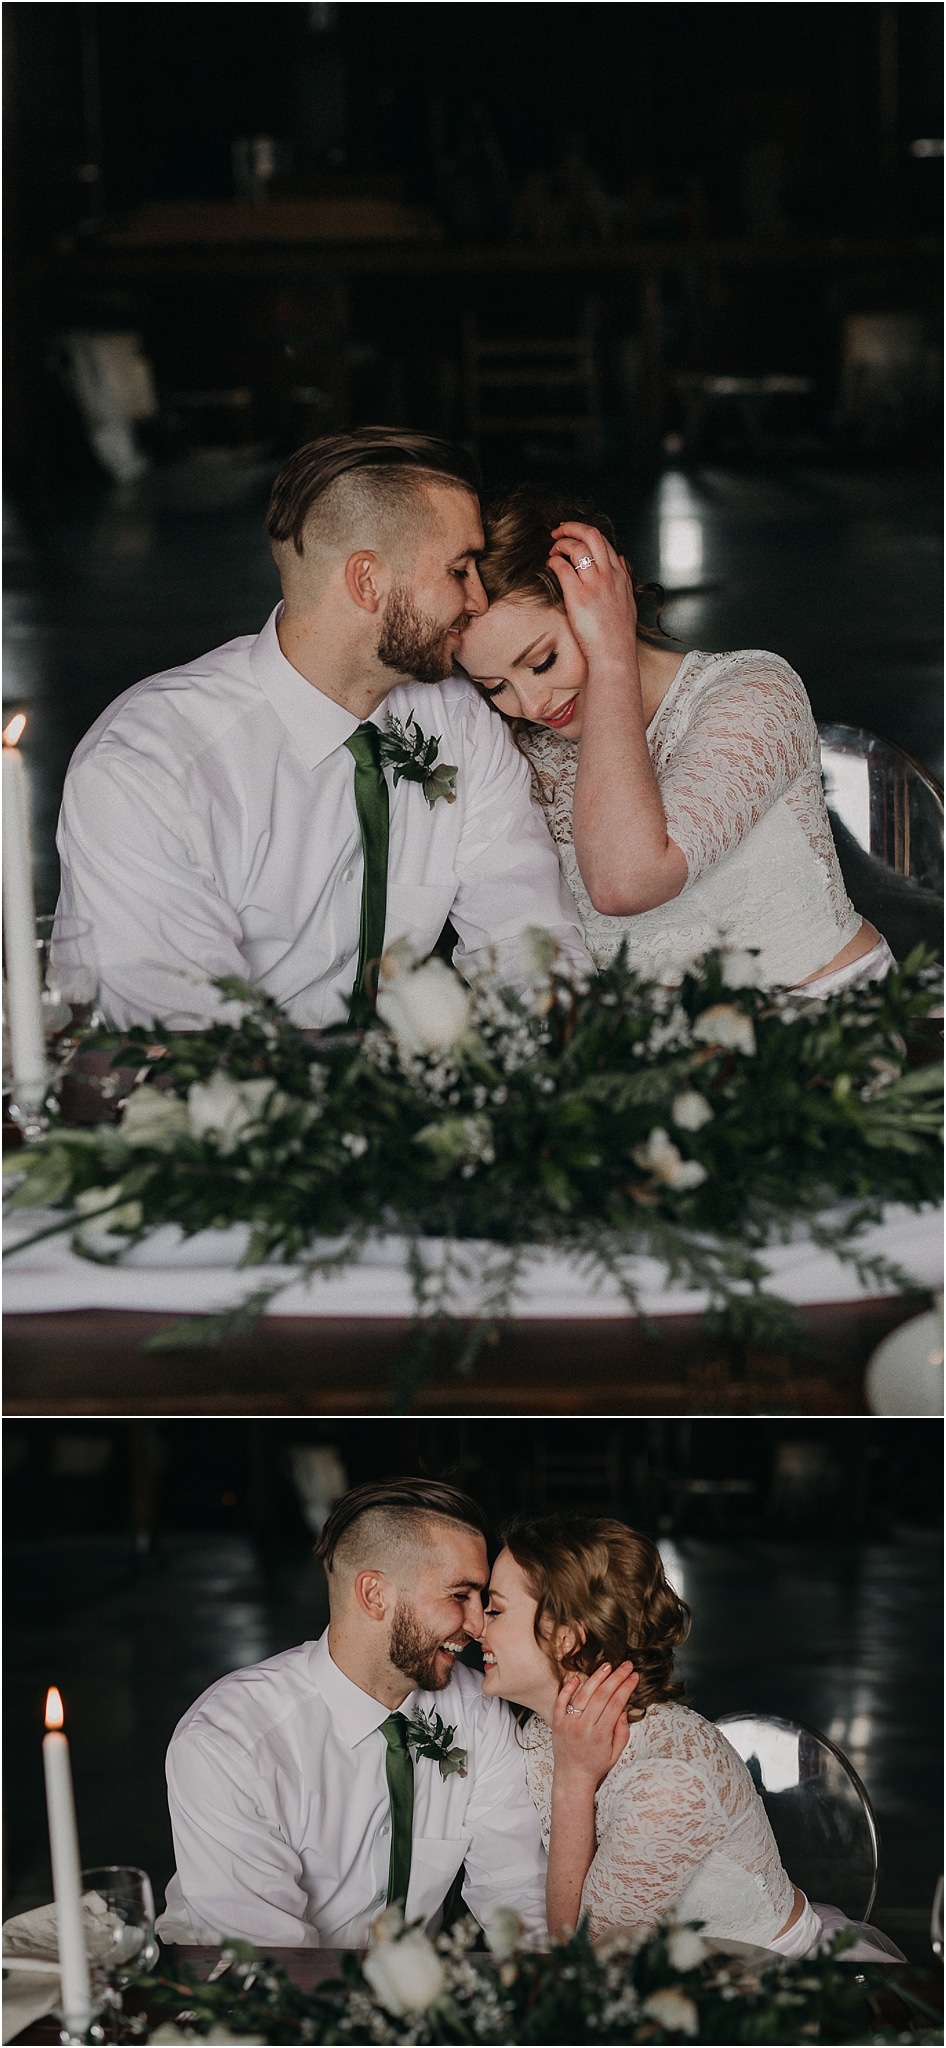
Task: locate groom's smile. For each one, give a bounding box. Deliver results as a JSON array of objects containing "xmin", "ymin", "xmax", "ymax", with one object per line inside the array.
[{"xmin": 382, "ymin": 1522, "xmax": 488, "ymax": 1694}]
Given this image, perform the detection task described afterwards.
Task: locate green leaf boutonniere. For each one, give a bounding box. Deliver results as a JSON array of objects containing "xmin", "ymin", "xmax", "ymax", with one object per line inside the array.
[
  {"xmin": 380, "ymin": 712, "xmax": 458, "ymax": 808},
  {"xmin": 403, "ymin": 1707, "xmax": 468, "ymax": 1779}
]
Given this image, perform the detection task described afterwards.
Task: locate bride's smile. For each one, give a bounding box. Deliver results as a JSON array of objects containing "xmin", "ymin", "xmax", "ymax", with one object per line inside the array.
[{"xmin": 457, "ymin": 598, "xmax": 589, "ymax": 734}]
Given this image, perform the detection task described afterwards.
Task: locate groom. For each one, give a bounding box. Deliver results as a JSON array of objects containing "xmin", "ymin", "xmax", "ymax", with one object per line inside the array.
[
  {"xmin": 155, "ymin": 1478, "xmax": 548, "ymax": 1949},
  {"xmin": 54, "ymin": 427, "xmax": 589, "ymax": 1028}
]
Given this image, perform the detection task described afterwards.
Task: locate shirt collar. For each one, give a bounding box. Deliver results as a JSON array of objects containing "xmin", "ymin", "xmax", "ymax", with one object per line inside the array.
[
  {"xmin": 312, "ymin": 1631, "xmax": 419, "ymax": 1750},
  {"xmin": 249, "ymin": 605, "xmax": 382, "ymax": 770}
]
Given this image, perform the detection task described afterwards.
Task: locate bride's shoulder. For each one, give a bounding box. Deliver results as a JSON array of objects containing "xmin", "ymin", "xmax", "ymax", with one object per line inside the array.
[
  {"xmin": 627, "ymin": 1700, "xmax": 723, "ymax": 1759},
  {"xmin": 686, "ymin": 647, "xmax": 809, "ymax": 702}
]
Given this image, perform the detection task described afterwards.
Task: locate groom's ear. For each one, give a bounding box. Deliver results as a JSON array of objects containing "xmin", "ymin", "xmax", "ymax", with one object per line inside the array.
[
  {"xmin": 344, "ymin": 551, "xmax": 386, "ymax": 613},
  {"xmin": 353, "ymin": 1566, "xmax": 392, "ymax": 1621}
]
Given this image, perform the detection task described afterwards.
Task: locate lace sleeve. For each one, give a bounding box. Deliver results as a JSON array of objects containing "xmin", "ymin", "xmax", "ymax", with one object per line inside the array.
[
  {"xmin": 582, "ymin": 1759, "xmax": 729, "ymax": 1934},
  {"xmin": 656, "ymin": 655, "xmax": 819, "ymax": 886}
]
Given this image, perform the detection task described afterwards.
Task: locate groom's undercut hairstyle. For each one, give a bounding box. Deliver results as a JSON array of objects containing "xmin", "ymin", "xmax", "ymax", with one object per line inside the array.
[
  {"xmin": 315, "ymin": 1477, "xmax": 488, "ymax": 1599},
  {"xmin": 266, "ymin": 429, "xmax": 482, "ymax": 595}
]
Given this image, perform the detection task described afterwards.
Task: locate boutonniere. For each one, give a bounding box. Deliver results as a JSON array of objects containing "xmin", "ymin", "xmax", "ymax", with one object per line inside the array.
[
  {"xmin": 380, "ymin": 712, "xmax": 458, "ymax": 808},
  {"xmin": 403, "ymin": 1708, "xmax": 468, "ymax": 1779}
]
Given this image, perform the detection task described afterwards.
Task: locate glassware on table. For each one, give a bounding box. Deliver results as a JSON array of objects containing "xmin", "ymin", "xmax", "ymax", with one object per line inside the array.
[
  {"xmin": 35, "ymin": 915, "xmax": 102, "ymax": 1045},
  {"xmin": 72, "ymin": 1865, "xmax": 159, "ymax": 2040},
  {"xmin": 932, "ymin": 1873, "xmax": 944, "ymax": 1961},
  {"xmin": 3, "ymin": 915, "xmax": 102, "ymax": 1143}
]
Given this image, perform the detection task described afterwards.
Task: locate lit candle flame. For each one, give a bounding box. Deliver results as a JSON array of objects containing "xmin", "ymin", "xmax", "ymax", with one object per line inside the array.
[
  {"xmin": 3, "ymin": 713, "xmax": 27, "ymax": 748},
  {"xmin": 45, "ymin": 1687, "xmax": 65, "ymax": 1731}
]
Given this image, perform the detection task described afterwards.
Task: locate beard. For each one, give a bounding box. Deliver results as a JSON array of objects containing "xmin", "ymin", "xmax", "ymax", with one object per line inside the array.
[
  {"xmin": 377, "ymin": 582, "xmax": 462, "ymax": 686},
  {"xmin": 389, "ymin": 1594, "xmax": 455, "ymax": 1692}
]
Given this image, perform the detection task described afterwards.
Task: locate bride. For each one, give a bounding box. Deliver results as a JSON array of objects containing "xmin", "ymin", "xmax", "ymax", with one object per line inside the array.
[
  {"xmin": 482, "ymin": 1513, "xmax": 832, "ymax": 1955},
  {"xmin": 457, "ymin": 489, "xmax": 893, "ymax": 993}
]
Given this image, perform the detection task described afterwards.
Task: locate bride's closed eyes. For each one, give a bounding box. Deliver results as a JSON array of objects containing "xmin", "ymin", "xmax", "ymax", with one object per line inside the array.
[{"xmin": 482, "ymin": 650, "xmax": 558, "ymax": 698}]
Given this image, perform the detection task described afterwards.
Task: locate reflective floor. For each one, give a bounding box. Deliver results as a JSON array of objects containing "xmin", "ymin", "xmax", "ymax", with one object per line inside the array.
[
  {"xmin": 3, "ymin": 457, "xmax": 942, "ymax": 913},
  {"xmin": 3, "ymin": 1528, "xmax": 940, "ymax": 1957}
]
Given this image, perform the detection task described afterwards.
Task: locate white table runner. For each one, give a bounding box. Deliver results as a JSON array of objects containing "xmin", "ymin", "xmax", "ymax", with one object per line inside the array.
[{"xmin": 3, "ymin": 1203, "xmax": 941, "ymax": 1320}]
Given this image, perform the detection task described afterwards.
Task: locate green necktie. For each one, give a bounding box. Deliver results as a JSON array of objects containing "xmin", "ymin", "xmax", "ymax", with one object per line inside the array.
[
  {"xmin": 380, "ymin": 1713, "xmax": 414, "ymax": 1909},
  {"xmin": 344, "ymin": 724, "xmax": 389, "ymax": 1013}
]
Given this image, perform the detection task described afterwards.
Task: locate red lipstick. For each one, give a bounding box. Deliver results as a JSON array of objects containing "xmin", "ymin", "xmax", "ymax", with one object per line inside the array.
[{"xmin": 542, "ymin": 695, "xmax": 579, "ymax": 728}]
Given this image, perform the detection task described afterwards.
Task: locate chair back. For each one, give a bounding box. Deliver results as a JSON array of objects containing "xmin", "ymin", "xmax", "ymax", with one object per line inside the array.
[
  {"xmin": 818, "ymin": 724, "xmax": 943, "ymax": 892},
  {"xmin": 716, "ymin": 1713, "xmax": 880, "ymax": 1923}
]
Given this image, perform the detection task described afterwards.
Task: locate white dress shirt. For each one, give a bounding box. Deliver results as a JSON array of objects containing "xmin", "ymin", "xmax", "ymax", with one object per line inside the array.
[
  {"xmin": 155, "ymin": 1633, "xmax": 548, "ymax": 1950},
  {"xmin": 54, "ymin": 605, "xmax": 590, "ymax": 1028}
]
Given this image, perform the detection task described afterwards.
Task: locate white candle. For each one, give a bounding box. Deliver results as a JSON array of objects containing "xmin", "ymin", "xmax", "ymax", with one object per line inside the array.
[
  {"xmin": 2, "ymin": 716, "xmax": 46, "ymax": 1105},
  {"xmin": 42, "ymin": 1688, "xmax": 93, "ymax": 2035}
]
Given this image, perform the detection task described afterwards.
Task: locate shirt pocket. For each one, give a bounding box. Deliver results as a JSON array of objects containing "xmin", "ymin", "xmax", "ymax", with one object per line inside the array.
[
  {"xmin": 384, "ymin": 881, "xmax": 458, "ymax": 954},
  {"xmin": 406, "ymin": 1835, "xmax": 470, "ymax": 1921}
]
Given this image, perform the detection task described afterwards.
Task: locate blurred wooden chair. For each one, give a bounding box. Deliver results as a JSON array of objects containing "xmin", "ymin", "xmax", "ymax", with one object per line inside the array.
[{"xmin": 462, "ymin": 301, "xmax": 603, "ymax": 463}]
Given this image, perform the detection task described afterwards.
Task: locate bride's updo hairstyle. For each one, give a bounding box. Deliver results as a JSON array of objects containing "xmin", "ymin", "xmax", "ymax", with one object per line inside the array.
[
  {"xmin": 501, "ymin": 1512, "xmax": 690, "ymax": 1716},
  {"xmin": 476, "ymin": 487, "xmax": 667, "ymax": 647}
]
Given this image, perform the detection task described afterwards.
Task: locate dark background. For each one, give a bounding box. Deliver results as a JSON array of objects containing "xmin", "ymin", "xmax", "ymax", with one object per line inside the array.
[
  {"xmin": 5, "ymin": 3, "xmax": 943, "ymax": 479},
  {"xmin": 3, "ymin": 1418, "xmax": 943, "ymax": 1959}
]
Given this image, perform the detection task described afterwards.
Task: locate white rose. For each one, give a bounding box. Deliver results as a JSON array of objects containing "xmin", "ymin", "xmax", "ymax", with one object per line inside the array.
[
  {"xmin": 485, "ymin": 1905, "xmax": 523, "ymax": 1962},
  {"xmin": 187, "ymin": 1072, "xmax": 278, "ymax": 1153},
  {"xmin": 720, "ymin": 948, "xmax": 762, "ymax": 989},
  {"xmin": 632, "ymin": 1128, "xmax": 708, "ymax": 1192},
  {"xmin": 641, "ymin": 1986, "xmax": 700, "ymax": 2035},
  {"xmin": 363, "ymin": 1926, "xmax": 447, "ymax": 2016},
  {"xmin": 120, "ymin": 1087, "xmax": 189, "ymax": 1150},
  {"xmin": 666, "ymin": 1927, "xmax": 709, "ymax": 1972},
  {"xmin": 671, "ymin": 1091, "xmax": 713, "ymax": 1132},
  {"xmin": 376, "ymin": 955, "xmax": 472, "ymax": 1055},
  {"xmin": 692, "ymin": 1004, "xmax": 756, "ymax": 1056}
]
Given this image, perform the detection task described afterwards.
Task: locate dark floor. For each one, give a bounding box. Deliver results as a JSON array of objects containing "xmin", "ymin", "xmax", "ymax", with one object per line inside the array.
[
  {"xmin": 3, "ymin": 456, "xmax": 942, "ymax": 914},
  {"xmin": 3, "ymin": 1527, "xmax": 940, "ymax": 1958}
]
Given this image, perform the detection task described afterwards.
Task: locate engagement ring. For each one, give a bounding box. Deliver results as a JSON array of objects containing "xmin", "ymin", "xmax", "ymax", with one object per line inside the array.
[
  {"xmin": 574, "ymin": 554, "xmax": 595, "ymax": 570},
  {"xmin": 566, "ymin": 1704, "xmax": 584, "ymax": 1715}
]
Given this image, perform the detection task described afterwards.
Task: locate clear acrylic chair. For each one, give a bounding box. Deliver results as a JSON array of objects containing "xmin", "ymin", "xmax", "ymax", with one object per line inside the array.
[
  {"xmin": 818, "ymin": 724, "xmax": 944, "ymax": 960},
  {"xmin": 716, "ymin": 1713, "xmax": 880, "ymax": 1923}
]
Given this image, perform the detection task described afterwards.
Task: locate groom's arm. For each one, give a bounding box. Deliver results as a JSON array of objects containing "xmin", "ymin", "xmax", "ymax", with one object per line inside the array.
[
  {"xmin": 460, "ymin": 1697, "xmax": 548, "ymax": 1947},
  {"xmin": 57, "ymin": 749, "xmax": 253, "ymax": 1030},
  {"xmin": 156, "ymin": 1727, "xmax": 322, "ymax": 1948},
  {"xmin": 445, "ymin": 686, "xmax": 593, "ymax": 988}
]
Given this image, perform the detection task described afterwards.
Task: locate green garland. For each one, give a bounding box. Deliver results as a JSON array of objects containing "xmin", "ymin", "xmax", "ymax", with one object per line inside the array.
[
  {"xmin": 5, "ymin": 942, "xmax": 942, "ymax": 1408},
  {"xmin": 122, "ymin": 1917, "xmax": 941, "ymax": 2044}
]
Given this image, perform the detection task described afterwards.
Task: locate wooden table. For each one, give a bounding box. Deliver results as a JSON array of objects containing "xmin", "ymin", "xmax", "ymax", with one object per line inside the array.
[{"xmin": 2, "ymin": 1293, "xmax": 924, "ymax": 1416}]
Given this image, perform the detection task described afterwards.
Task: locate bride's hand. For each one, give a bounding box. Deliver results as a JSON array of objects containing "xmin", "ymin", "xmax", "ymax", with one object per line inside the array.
[
  {"xmin": 547, "ymin": 521, "xmax": 639, "ymax": 667},
  {"xmin": 550, "ymin": 1660, "xmax": 638, "ymax": 1788}
]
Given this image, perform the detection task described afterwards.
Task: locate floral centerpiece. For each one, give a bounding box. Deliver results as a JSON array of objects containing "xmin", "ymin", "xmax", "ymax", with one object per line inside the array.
[
  {"xmin": 5, "ymin": 938, "xmax": 941, "ymax": 1407},
  {"xmin": 124, "ymin": 1911, "xmax": 941, "ymax": 2043}
]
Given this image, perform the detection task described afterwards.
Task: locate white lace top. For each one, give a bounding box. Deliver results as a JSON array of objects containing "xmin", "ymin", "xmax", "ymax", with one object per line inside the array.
[
  {"xmin": 523, "ymin": 1702, "xmax": 795, "ymax": 1945},
  {"xmin": 520, "ymin": 649, "xmax": 863, "ymax": 987}
]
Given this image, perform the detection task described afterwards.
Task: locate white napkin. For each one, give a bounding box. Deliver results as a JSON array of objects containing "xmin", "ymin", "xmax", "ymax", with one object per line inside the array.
[{"xmin": 2, "ymin": 1893, "xmax": 119, "ymax": 2041}]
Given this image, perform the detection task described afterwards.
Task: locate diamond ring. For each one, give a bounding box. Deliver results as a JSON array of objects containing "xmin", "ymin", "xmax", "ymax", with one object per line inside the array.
[
  {"xmin": 574, "ymin": 554, "xmax": 595, "ymax": 570},
  {"xmin": 566, "ymin": 1704, "xmax": 584, "ymax": 1715}
]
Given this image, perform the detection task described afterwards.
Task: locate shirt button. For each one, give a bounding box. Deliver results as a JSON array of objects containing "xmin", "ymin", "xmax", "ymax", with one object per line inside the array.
[
  {"xmin": 380, "ymin": 1823, "xmax": 390, "ymax": 1836},
  {"xmin": 343, "ymin": 867, "xmax": 354, "ymax": 883}
]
